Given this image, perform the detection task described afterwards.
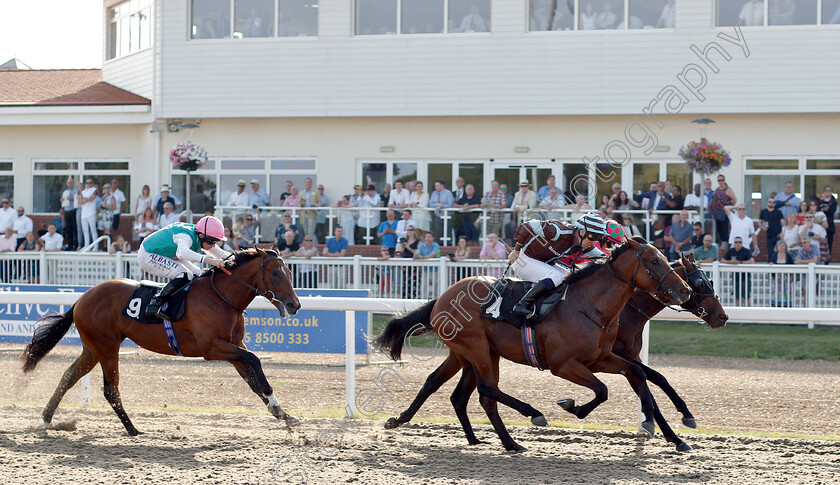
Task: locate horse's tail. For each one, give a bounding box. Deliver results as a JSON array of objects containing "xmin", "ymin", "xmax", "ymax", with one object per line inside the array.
[
  {"xmin": 375, "ymin": 299, "xmax": 437, "ymax": 361},
  {"xmin": 21, "ymin": 305, "xmax": 75, "ymax": 373}
]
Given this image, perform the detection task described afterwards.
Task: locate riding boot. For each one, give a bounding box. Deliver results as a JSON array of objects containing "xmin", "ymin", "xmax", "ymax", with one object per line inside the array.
[
  {"xmin": 513, "ymin": 281, "xmax": 549, "ymax": 320},
  {"xmin": 146, "ymin": 275, "xmax": 191, "ymax": 320}
]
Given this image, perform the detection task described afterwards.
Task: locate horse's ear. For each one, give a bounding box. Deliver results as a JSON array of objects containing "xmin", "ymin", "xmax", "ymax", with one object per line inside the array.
[
  {"xmin": 626, "ymin": 236, "xmax": 643, "ymax": 251},
  {"xmin": 680, "ymin": 252, "xmax": 690, "ymax": 267},
  {"xmin": 256, "ymin": 246, "xmax": 265, "ymax": 256}
]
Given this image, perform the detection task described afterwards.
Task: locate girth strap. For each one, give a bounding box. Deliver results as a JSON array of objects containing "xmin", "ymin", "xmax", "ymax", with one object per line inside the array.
[
  {"xmin": 161, "ymin": 304, "xmax": 184, "ymax": 357},
  {"xmin": 521, "ymin": 325, "xmax": 545, "ymax": 371}
]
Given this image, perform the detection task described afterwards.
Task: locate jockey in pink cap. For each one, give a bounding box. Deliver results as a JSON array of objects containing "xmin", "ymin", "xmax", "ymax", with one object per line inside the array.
[{"xmin": 138, "ymin": 215, "xmax": 230, "ymax": 320}]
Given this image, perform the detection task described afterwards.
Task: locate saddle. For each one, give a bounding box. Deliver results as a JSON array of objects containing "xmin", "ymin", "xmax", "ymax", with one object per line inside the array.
[
  {"xmin": 480, "ymin": 277, "xmax": 568, "ymax": 329},
  {"xmin": 122, "ymin": 281, "xmax": 190, "ymax": 324}
]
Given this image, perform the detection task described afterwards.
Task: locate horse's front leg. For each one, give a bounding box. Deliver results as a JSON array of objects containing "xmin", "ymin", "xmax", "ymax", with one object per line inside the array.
[{"xmin": 202, "ymin": 337, "xmax": 301, "ymax": 427}]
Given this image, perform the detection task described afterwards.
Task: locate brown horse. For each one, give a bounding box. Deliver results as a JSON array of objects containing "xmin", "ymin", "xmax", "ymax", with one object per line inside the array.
[
  {"xmin": 376, "ymin": 236, "xmax": 691, "ymax": 451},
  {"xmin": 380, "ymin": 253, "xmax": 727, "ymax": 452},
  {"xmin": 20, "ymin": 248, "xmax": 301, "ymax": 435}
]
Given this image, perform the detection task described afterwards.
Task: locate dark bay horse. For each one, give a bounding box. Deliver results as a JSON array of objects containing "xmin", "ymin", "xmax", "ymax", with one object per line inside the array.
[
  {"xmin": 376, "ymin": 236, "xmax": 691, "ymax": 451},
  {"xmin": 383, "ymin": 253, "xmax": 727, "ymax": 452},
  {"xmin": 21, "ymin": 248, "xmax": 301, "ymax": 435}
]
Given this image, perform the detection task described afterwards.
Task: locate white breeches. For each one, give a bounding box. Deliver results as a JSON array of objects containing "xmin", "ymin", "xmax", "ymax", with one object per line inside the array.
[
  {"xmin": 138, "ymin": 246, "xmax": 201, "ymax": 280},
  {"xmin": 512, "ymin": 251, "xmax": 570, "ymax": 286}
]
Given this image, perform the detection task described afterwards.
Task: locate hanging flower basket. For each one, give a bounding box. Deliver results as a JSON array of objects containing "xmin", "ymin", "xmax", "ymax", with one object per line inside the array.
[
  {"xmin": 169, "ymin": 141, "xmax": 208, "ymax": 172},
  {"xmin": 678, "ymin": 138, "xmax": 731, "ymax": 175}
]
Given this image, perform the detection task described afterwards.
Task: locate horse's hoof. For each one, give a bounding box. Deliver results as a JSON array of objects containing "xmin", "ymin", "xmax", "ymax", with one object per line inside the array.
[
  {"xmin": 640, "ymin": 420, "xmax": 655, "ymax": 435},
  {"xmin": 556, "ymin": 399, "xmax": 575, "ymax": 412},
  {"xmin": 506, "ymin": 443, "xmax": 527, "ymax": 453},
  {"xmin": 283, "ymin": 415, "xmax": 303, "ymax": 428},
  {"xmin": 42, "ymin": 419, "xmax": 50, "ymax": 430},
  {"xmin": 128, "ymin": 429, "xmax": 143, "ymax": 437},
  {"xmin": 676, "ymin": 442, "xmax": 693, "ymax": 453},
  {"xmin": 467, "ymin": 438, "xmax": 485, "ymax": 446},
  {"xmin": 531, "ymin": 415, "xmax": 548, "ymax": 427},
  {"xmin": 384, "ymin": 417, "xmax": 401, "ymax": 429},
  {"xmin": 682, "ymin": 416, "xmax": 697, "ymax": 429}
]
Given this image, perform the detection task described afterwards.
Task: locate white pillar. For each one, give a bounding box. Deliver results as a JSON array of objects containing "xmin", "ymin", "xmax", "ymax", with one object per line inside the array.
[{"xmin": 345, "ymin": 310, "xmax": 356, "ymax": 418}]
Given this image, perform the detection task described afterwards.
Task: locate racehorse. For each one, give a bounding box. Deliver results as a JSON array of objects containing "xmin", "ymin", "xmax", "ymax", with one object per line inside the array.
[
  {"xmin": 20, "ymin": 248, "xmax": 301, "ymax": 435},
  {"xmin": 376, "ymin": 236, "xmax": 691, "ymax": 451},
  {"xmin": 380, "ymin": 253, "xmax": 727, "ymax": 452}
]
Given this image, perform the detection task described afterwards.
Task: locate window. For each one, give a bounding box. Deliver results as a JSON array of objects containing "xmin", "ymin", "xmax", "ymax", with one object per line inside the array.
[
  {"xmin": 355, "ymin": 0, "xmax": 490, "ymax": 35},
  {"xmin": 743, "ymin": 158, "xmax": 840, "ymax": 219},
  {"xmin": 530, "ymin": 0, "xmax": 673, "ymax": 32},
  {"xmin": 0, "ymin": 161, "xmax": 13, "ymax": 203},
  {"xmin": 107, "ymin": 0, "xmax": 152, "ymax": 60},
  {"xmin": 32, "ymin": 160, "xmax": 131, "ymax": 214},
  {"xmin": 717, "ymin": 0, "xmax": 829, "ymax": 26},
  {"xmin": 191, "ymin": 0, "xmax": 318, "ymax": 39}
]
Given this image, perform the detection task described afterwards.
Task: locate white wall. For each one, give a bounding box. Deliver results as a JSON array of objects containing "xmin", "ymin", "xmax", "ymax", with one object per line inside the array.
[{"xmin": 112, "ymin": 0, "xmax": 840, "ymax": 119}]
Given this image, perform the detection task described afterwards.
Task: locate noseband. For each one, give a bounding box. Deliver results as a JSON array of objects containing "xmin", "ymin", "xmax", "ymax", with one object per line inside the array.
[
  {"xmin": 669, "ymin": 265, "xmax": 719, "ymax": 322},
  {"xmin": 210, "ymin": 256, "xmax": 287, "ymax": 310}
]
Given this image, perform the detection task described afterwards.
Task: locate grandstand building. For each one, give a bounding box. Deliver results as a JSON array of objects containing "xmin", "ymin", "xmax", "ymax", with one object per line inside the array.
[{"xmin": 1, "ymin": 0, "xmax": 839, "ymax": 223}]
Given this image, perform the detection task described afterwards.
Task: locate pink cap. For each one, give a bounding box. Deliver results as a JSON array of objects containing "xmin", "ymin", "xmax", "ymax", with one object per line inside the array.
[{"xmin": 196, "ymin": 216, "xmax": 226, "ymax": 241}]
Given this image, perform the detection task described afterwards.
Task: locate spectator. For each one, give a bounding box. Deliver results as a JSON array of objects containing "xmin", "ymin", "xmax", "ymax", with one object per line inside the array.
[
  {"xmin": 110, "ymin": 179, "xmax": 126, "ymax": 231},
  {"xmin": 454, "ymin": 184, "xmax": 481, "ymax": 242},
  {"xmin": 612, "ymin": 191, "xmax": 639, "ymax": 212},
  {"xmin": 619, "ymin": 214, "xmax": 643, "ymax": 238},
  {"xmin": 221, "ymin": 228, "xmax": 235, "ymax": 252},
  {"xmin": 395, "ymin": 209, "xmax": 416, "ymax": 239},
  {"xmin": 157, "ymin": 202, "xmax": 180, "ymax": 227},
  {"xmin": 539, "ymin": 186, "xmax": 565, "ymax": 211},
  {"xmin": 276, "ymin": 230, "xmax": 300, "ymax": 257},
  {"xmin": 299, "ymin": 178, "xmax": 321, "ymax": 243},
  {"xmin": 61, "ymin": 178, "xmax": 78, "ymax": 250},
  {"xmin": 49, "ymin": 209, "xmax": 65, "ymax": 236},
  {"xmin": 282, "ymin": 186, "xmax": 301, "ymax": 209},
  {"xmin": 380, "ymin": 183, "xmax": 392, "ymax": 207},
  {"xmin": 665, "ymin": 210, "xmax": 693, "ymax": 261},
  {"xmin": 97, "ymin": 183, "xmax": 117, "ymax": 239},
  {"xmin": 357, "ymin": 184, "xmax": 382, "ymax": 244},
  {"xmin": 795, "ymin": 237, "xmax": 821, "ymax": 299},
  {"xmin": 75, "ymin": 179, "xmax": 98, "ymax": 249},
  {"xmin": 708, "ymin": 175, "xmax": 736, "ymax": 249},
  {"xmin": 808, "ymin": 199, "xmax": 821, "ymax": 218},
  {"xmin": 135, "ymin": 184, "xmax": 152, "ymax": 219},
  {"xmin": 607, "ymin": 182, "xmax": 622, "ymax": 206},
  {"xmin": 597, "ymin": 1, "xmax": 618, "ymax": 29},
  {"xmin": 108, "ymin": 235, "xmax": 131, "ymax": 254},
  {"xmin": 190, "ymin": 184, "xmax": 213, "ymax": 215},
  {"xmin": 275, "ymin": 212, "xmax": 303, "ymax": 246},
  {"xmin": 415, "ymin": 231, "xmax": 440, "ymax": 259},
  {"xmin": 429, "ymin": 180, "xmax": 455, "ymax": 238},
  {"xmin": 480, "ymin": 232, "xmax": 507, "ymax": 260},
  {"xmin": 237, "ymin": 213, "xmax": 260, "ymax": 249},
  {"xmin": 323, "ymin": 226, "xmax": 349, "ymax": 258},
  {"xmin": 760, "ymin": 197, "xmax": 784, "ymax": 258},
  {"xmin": 315, "ymin": 184, "xmax": 329, "ymax": 243},
  {"xmin": 565, "ymin": 194, "xmax": 593, "ymax": 211},
  {"xmin": 780, "ymin": 212, "xmax": 802, "ymax": 258},
  {"xmin": 799, "ymin": 211, "xmax": 826, "ymax": 247},
  {"xmin": 460, "ymin": 4, "xmax": 487, "ymax": 32},
  {"xmin": 0, "ymin": 197, "xmax": 14, "ymax": 234},
  {"xmin": 598, "ymin": 194, "xmax": 612, "ymax": 214},
  {"xmin": 154, "ymin": 184, "xmax": 182, "ymax": 215},
  {"xmin": 723, "ymin": 237, "xmax": 754, "ymax": 306},
  {"xmin": 683, "ymin": 184, "xmax": 704, "ymax": 212},
  {"xmin": 768, "ymin": 240, "xmax": 794, "ymax": 307},
  {"xmin": 388, "ymin": 180, "xmax": 411, "ymax": 210},
  {"xmin": 338, "ymin": 192, "xmax": 356, "ymax": 245},
  {"xmin": 18, "ymin": 232, "xmax": 42, "ymax": 283},
  {"xmin": 13, "ymin": 206, "xmax": 33, "ymax": 250},
  {"xmin": 294, "ymin": 236, "xmax": 319, "ymax": 287},
  {"xmin": 0, "ymin": 227, "xmax": 16, "ymax": 282},
  {"xmin": 693, "ymin": 234, "xmax": 718, "ymax": 263},
  {"xmin": 279, "ymin": 180, "xmax": 293, "ymax": 203},
  {"xmin": 40, "ymin": 223, "xmax": 64, "ymax": 252},
  {"xmin": 818, "ymin": 185, "xmax": 837, "ymax": 263},
  {"xmin": 408, "ymin": 181, "xmax": 431, "ymax": 232},
  {"xmin": 739, "ymin": 0, "xmax": 764, "ymax": 26},
  {"xmin": 512, "ymin": 179, "xmax": 537, "ymax": 219},
  {"xmin": 395, "ymin": 226, "xmax": 420, "ymax": 298},
  {"xmin": 451, "ymin": 236, "xmax": 473, "ymax": 281},
  {"xmin": 481, "ymin": 180, "xmax": 506, "ymax": 238},
  {"xmin": 134, "ymin": 207, "xmax": 159, "ymax": 245},
  {"xmin": 724, "ymin": 204, "xmax": 756, "ymax": 253},
  {"xmin": 774, "ymin": 181, "xmax": 800, "ymax": 218},
  {"xmin": 537, "ymin": 175, "xmax": 560, "ymax": 202},
  {"xmin": 378, "ymin": 209, "xmax": 399, "ymax": 256},
  {"xmin": 664, "ymin": 184, "xmax": 684, "ymax": 225},
  {"xmin": 813, "ymin": 212, "xmax": 831, "ymax": 263},
  {"xmin": 689, "ymin": 222, "xmax": 704, "ymax": 251},
  {"xmin": 228, "ymin": 180, "xmax": 251, "ymax": 219},
  {"xmin": 249, "ymin": 179, "xmax": 270, "ymax": 210},
  {"xmin": 794, "ymin": 200, "xmax": 809, "ymax": 225}
]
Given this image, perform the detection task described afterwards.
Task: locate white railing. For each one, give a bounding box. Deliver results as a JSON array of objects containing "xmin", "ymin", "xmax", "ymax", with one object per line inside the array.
[
  {"xmin": 214, "ymin": 205, "xmax": 699, "ymax": 246},
  {"xmin": 1, "ymin": 252, "xmax": 839, "ymax": 310}
]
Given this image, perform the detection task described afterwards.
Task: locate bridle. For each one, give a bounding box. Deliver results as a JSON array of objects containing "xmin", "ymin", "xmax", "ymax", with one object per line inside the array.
[
  {"xmin": 607, "ymin": 243, "xmax": 678, "ymax": 299},
  {"xmin": 210, "ymin": 254, "xmax": 290, "ymax": 313},
  {"xmin": 667, "ymin": 263, "xmax": 719, "ymax": 324}
]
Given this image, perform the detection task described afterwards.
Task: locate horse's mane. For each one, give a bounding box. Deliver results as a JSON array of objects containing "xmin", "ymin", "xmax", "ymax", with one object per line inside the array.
[
  {"xmin": 563, "ymin": 236, "xmax": 644, "ymax": 285},
  {"xmin": 197, "ymin": 248, "xmax": 280, "ymax": 278}
]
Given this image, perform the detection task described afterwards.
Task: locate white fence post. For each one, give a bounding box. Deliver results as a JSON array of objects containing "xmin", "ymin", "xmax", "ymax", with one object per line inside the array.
[
  {"xmin": 40, "ymin": 251, "xmax": 49, "ymax": 284},
  {"xmin": 345, "ymin": 310, "xmax": 356, "ymax": 418},
  {"xmin": 352, "ymin": 255, "xmax": 362, "ymax": 290},
  {"xmin": 807, "ymin": 262, "xmax": 817, "ymax": 328},
  {"xmin": 439, "ymin": 256, "xmax": 449, "ymax": 291},
  {"xmin": 115, "ymin": 252, "xmax": 123, "ymax": 279},
  {"xmin": 711, "ymin": 260, "xmax": 720, "ymax": 287}
]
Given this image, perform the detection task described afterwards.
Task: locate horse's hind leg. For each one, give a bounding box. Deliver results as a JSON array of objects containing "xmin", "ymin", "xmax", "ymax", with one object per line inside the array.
[
  {"xmin": 450, "ymin": 364, "xmax": 481, "ymax": 445},
  {"xmin": 614, "ymin": 349, "xmax": 696, "ymax": 428},
  {"xmin": 589, "ymin": 353, "xmax": 656, "ymax": 435},
  {"xmin": 100, "ymin": 353, "xmax": 140, "ymax": 436},
  {"xmin": 385, "ymin": 351, "xmax": 462, "ymax": 430},
  {"xmin": 43, "ymin": 347, "xmax": 99, "ymax": 427},
  {"xmin": 471, "ymin": 352, "xmax": 528, "ymax": 452}
]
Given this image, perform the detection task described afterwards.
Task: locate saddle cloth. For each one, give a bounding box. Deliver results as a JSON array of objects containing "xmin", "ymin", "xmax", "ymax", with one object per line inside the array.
[
  {"xmin": 480, "ymin": 277, "xmax": 568, "ymax": 329},
  {"xmin": 121, "ymin": 280, "xmax": 190, "ymax": 324}
]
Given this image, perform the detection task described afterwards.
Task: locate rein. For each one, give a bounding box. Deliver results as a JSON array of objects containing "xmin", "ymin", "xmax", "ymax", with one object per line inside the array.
[{"xmin": 210, "ymin": 256, "xmax": 285, "ymax": 311}]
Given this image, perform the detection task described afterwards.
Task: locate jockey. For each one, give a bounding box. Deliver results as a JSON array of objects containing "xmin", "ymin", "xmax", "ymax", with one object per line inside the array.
[
  {"xmin": 594, "ymin": 219, "xmax": 626, "ymax": 255},
  {"xmin": 510, "ymin": 212, "xmax": 608, "ymax": 318},
  {"xmin": 139, "ymin": 216, "xmax": 230, "ymax": 320}
]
